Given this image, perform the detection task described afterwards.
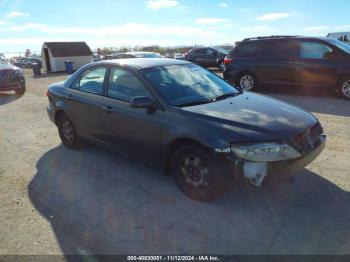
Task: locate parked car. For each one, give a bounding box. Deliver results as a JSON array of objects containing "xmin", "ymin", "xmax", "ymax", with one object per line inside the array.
[
  {"xmin": 0, "ymin": 63, "xmax": 26, "ymax": 94},
  {"xmin": 47, "ymin": 58, "xmax": 326, "ymax": 201},
  {"xmin": 184, "ymin": 46, "xmax": 229, "ymax": 70},
  {"xmin": 107, "ymin": 51, "xmax": 163, "ymax": 59},
  {"xmin": 14, "ymin": 58, "xmax": 42, "ymax": 69},
  {"xmin": 223, "ymin": 35, "xmax": 350, "ymax": 99},
  {"xmin": 92, "ymin": 54, "xmax": 103, "ymax": 62},
  {"xmin": 174, "ymin": 53, "xmax": 185, "ymax": 60}
]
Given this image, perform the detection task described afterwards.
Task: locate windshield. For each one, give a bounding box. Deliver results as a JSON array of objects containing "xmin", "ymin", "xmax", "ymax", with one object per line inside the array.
[
  {"xmin": 143, "ymin": 64, "xmax": 240, "ymax": 107},
  {"xmin": 328, "ymin": 38, "xmax": 350, "ymax": 54},
  {"xmin": 135, "ymin": 53, "xmax": 162, "ymax": 58},
  {"xmin": 213, "ymin": 46, "xmax": 229, "ymax": 54}
]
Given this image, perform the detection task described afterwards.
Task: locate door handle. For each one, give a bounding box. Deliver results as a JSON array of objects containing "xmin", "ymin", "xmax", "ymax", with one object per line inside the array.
[
  {"xmin": 101, "ymin": 105, "xmax": 114, "ymax": 113},
  {"xmin": 65, "ymin": 94, "xmax": 73, "ymax": 100}
]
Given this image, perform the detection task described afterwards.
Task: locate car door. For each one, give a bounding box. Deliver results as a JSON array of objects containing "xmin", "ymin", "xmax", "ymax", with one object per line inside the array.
[
  {"xmin": 204, "ymin": 48, "xmax": 218, "ymax": 67},
  {"xmin": 100, "ymin": 66, "xmax": 164, "ymax": 162},
  {"xmin": 193, "ymin": 48, "xmax": 207, "ymax": 66},
  {"xmin": 259, "ymin": 39, "xmax": 300, "ymax": 86},
  {"xmin": 65, "ymin": 66, "xmax": 109, "ymax": 142},
  {"xmin": 295, "ymin": 40, "xmax": 341, "ymax": 88}
]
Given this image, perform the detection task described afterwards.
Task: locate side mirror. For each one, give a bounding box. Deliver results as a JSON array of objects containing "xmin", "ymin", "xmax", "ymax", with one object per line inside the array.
[{"xmin": 130, "ymin": 96, "xmax": 157, "ymax": 110}]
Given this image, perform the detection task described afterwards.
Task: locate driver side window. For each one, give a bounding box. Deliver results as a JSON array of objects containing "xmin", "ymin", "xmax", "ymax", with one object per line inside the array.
[
  {"xmin": 74, "ymin": 67, "xmax": 107, "ymax": 95},
  {"xmin": 108, "ymin": 68, "xmax": 151, "ymax": 102}
]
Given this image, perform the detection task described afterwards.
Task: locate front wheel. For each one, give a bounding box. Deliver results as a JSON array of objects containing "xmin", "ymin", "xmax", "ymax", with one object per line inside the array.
[
  {"xmin": 15, "ymin": 85, "xmax": 26, "ymax": 94},
  {"xmin": 57, "ymin": 113, "xmax": 80, "ymax": 149},
  {"xmin": 171, "ymin": 144, "xmax": 232, "ymax": 202},
  {"xmin": 338, "ymin": 78, "xmax": 350, "ymax": 100},
  {"xmin": 237, "ymin": 72, "xmax": 257, "ymax": 91}
]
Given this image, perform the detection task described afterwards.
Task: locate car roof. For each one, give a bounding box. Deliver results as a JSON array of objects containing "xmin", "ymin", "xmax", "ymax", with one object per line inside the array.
[
  {"xmin": 96, "ymin": 58, "xmax": 191, "ymax": 69},
  {"xmin": 239, "ymin": 36, "xmax": 336, "ymax": 44}
]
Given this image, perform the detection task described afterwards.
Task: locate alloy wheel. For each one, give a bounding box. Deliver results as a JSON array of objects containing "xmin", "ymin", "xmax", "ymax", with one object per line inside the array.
[
  {"xmin": 239, "ymin": 74, "xmax": 255, "ymax": 91},
  {"xmin": 342, "ymin": 80, "xmax": 350, "ymax": 98},
  {"xmin": 180, "ymin": 155, "xmax": 209, "ymax": 188},
  {"xmin": 62, "ymin": 119, "xmax": 75, "ymax": 144}
]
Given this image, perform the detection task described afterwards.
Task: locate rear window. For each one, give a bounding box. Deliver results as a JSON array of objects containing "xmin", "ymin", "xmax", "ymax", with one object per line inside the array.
[{"xmin": 231, "ymin": 42, "xmax": 260, "ymax": 57}]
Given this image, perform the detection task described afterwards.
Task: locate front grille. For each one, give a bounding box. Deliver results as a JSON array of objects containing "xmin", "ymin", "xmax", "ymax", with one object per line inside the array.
[
  {"xmin": 0, "ymin": 70, "xmax": 16, "ymax": 79},
  {"xmin": 290, "ymin": 122, "xmax": 323, "ymax": 153}
]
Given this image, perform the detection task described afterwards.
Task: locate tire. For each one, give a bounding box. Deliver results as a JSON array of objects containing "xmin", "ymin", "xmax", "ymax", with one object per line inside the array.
[
  {"xmin": 57, "ymin": 113, "xmax": 80, "ymax": 149},
  {"xmin": 15, "ymin": 86, "xmax": 26, "ymax": 95},
  {"xmin": 237, "ymin": 72, "xmax": 257, "ymax": 91},
  {"xmin": 338, "ymin": 78, "xmax": 350, "ymax": 100},
  {"xmin": 217, "ymin": 60, "xmax": 225, "ymax": 71},
  {"xmin": 171, "ymin": 143, "xmax": 232, "ymax": 202}
]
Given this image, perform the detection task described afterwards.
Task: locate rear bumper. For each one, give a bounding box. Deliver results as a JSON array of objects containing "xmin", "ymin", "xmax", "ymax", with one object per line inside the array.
[{"xmin": 223, "ymin": 68, "xmax": 238, "ymax": 84}]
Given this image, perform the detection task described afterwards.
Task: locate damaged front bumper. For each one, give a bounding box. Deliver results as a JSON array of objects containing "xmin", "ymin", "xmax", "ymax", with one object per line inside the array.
[{"xmin": 224, "ymin": 135, "xmax": 326, "ymax": 186}]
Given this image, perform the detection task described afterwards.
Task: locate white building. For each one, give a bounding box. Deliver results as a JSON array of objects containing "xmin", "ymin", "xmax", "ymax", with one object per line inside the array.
[
  {"xmin": 41, "ymin": 42, "xmax": 93, "ymax": 73},
  {"xmin": 327, "ymin": 32, "xmax": 350, "ymax": 42}
]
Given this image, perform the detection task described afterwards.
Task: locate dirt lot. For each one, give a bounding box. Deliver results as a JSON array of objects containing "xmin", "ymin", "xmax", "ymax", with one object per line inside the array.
[{"xmin": 1, "ymin": 70, "xmax": 350, "ymax": 255}]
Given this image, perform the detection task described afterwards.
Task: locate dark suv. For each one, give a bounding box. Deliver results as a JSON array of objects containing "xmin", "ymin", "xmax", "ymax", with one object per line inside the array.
[
  {"xmin": 185, "ymin": 47, "xmax": 228, "ymax": 71},
  {"xmin": 223, "ymin": 36, "xmax": 350, "ymax": 99}
]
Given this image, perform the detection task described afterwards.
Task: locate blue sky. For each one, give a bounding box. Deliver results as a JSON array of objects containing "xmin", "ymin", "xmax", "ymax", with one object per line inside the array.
[{"xmin": 1, "ymin": 0, "xmax": 350, "ymax": 53}]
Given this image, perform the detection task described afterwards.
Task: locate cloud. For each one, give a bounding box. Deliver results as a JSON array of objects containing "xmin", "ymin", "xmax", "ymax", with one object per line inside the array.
[
  {"xmin": 241, "ymin": 25, "xmax": 272, "ymax": 34},
  {"xmin": 146, "ymin": 0, "xmax": 178, "ymax": 9},
  {"xmin": 334, "ymin": 25, "xmax": 350, "ymax": 30},
  {"xmin": 6, "ymin": 11, "xmax": 30, "ymax": 19},
  {"xmin": 304, "ymin": 26, "xmax": 330, "ymax": 32},
  {"xmin": 1, "ymin": 22, "xmax": 219, "ymax": 38},
  {"xmin": 257, "ymin": 12, "xmax": 295, "ymax": 21},
  {"xmin": 195, "ymin": 17, "xmax": 230, "ymax": 25},
  {"xmin": 219, "ymin": 2, "xmax": 228, "ymax": 8}
]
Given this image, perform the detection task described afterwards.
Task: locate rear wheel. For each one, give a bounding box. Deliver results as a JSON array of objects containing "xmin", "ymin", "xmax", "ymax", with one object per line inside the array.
[
  {"xmin": 237, "ymin": 72, "xmax": 257, "ymax": 91},
  {"xmin": 57, "ymin": 113, "xmax": 79, "ymax": 149},
  {"xmin": 338, "ymin": 78, "xmax": 350, "ymax": 100},
  {"xmin": 217, "ymin": 60, "xmax": 225, "ymax": 71},
  {"xmin": 171, "ymin": 143, "xmax": 232, "ymax": 202}
]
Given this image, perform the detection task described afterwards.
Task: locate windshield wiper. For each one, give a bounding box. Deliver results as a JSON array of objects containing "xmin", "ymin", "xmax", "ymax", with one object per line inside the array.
[
  {"xmin": 211, "ymin": 92, "xmax": 240, "ymax": 102},
  {"xmin": 176, "ymin": 99, "xmax": 213, "ymax": 107}
]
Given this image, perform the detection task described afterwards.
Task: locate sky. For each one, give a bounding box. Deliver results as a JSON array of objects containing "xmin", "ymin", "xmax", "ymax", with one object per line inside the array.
[{"xmin": 0, "ymin": 0, "xmax": 350, "ymax": 53}]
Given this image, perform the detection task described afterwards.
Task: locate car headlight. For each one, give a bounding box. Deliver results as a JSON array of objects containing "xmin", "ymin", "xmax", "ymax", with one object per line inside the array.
[
  {"xmin": 15, "ymin": 69, "xmax": 23, "ymax": 76},
  {"xmin": 231, "ymin": 143, "xmax": 301, "ymax": 162}
]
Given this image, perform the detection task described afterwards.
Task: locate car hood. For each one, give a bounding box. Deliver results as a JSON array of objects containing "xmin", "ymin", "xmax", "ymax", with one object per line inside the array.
[
  {"xmin": 181, "ymin": 92, "xmax": 317, "ymax": 140},
  {"xmin": 0, "ymin": 64, "xmax": 20, "ymax": 71}
]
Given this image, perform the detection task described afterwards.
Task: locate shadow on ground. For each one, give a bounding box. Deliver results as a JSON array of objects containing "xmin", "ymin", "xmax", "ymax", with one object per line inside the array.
[
  {"xmin": 28, "ymin": 143, "xmax": 350, "ymax": 256},
  {"xmin": 0, "ymin": 92, "xmax": 23, "ymax": 106},
  {"xmin": 258, "ymin": 86, "xmax": 350, "ymax": 117}
]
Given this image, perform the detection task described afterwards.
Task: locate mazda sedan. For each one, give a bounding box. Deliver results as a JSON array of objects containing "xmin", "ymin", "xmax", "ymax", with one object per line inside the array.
[{"xmin": 47, "ymin": 58, "xmax": 326, "ymax": 201}]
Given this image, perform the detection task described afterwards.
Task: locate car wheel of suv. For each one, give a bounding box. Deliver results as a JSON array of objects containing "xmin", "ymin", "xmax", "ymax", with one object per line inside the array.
[
  {"xmin": 339, "ymin": 78, "xmax": 350, "ymax": 100},
  {"xmin": 171, "ymin": 143, "xmax": 232, "ymax": 202},
  {"xmin": 218, "ymin": 60, "xmax": 225, "ymax": 71},
  {"xmin": 238, "ymin": 72, "xmax": 256, "ymax": 91},
  {"xmin": 57, "ymin": 113, "xmax": 79, "ymax": 149}
]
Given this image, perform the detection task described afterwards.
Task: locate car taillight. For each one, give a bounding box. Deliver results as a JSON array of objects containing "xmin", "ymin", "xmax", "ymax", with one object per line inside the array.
[
  {"xmin": 46, "ymin": 90, "xmax": 50, "ymax": 97},
  {"xmin": 224, "ymin": 57, "xmax": 233, "ymax": 66}
]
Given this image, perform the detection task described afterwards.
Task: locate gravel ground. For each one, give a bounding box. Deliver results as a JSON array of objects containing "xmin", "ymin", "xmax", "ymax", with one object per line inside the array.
[{"xmin": 0, "ymin": 71, "xmax": 350, "ymax": 256}]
